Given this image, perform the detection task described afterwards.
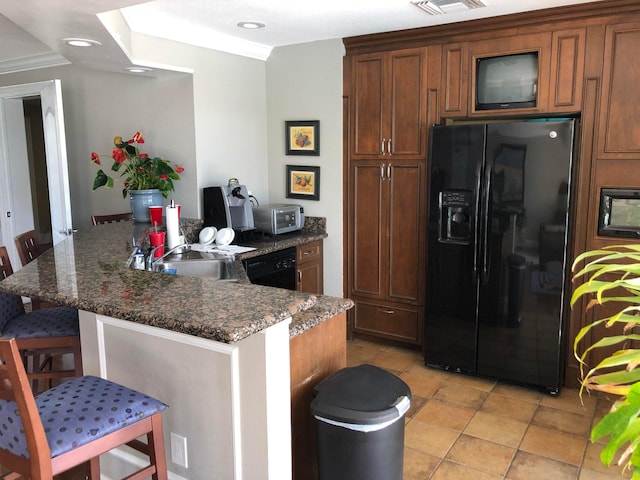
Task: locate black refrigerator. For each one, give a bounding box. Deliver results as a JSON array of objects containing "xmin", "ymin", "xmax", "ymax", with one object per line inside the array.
[{"xmin": 424, "ymin": 120, "xmax": 576, "ymax": 393}]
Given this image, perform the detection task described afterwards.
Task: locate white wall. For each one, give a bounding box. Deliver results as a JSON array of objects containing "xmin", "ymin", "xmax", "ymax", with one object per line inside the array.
[
  {"xmin": 266, "ymin": 40, "xmax": 345, "ymax": 297},
  {"xmin": 0, "ymin": 67, "xmax": 196, "ymax": 229}
]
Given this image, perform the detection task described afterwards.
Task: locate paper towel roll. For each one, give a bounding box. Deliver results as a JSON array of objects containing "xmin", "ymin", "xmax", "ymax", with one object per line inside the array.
[{"xmin": 166, "ymin": 205, "xmax": 180, "ymax": 249}]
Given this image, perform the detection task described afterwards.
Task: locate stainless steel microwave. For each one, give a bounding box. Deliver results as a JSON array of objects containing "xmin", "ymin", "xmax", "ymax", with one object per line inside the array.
[
  {"xmin": 598, "ymin": 188, "xmax": 640, "ymax": 238},
  {"xmin": 253, "ymin": 204, "xmax": 304, "ymax": 235}
]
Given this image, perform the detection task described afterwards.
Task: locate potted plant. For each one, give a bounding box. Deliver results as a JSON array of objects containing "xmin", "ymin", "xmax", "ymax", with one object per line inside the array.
[
  {"xmin": 91, "ymin": 131, "xmax": 184, "ymax": 222},
  {"xmin": 571, "ymin": 244, "xmax": 640, "ymax": 479}
]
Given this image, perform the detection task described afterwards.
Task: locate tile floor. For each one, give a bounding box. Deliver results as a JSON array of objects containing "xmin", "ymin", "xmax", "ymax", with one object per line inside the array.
[{"xmin": 347, "ymin": 337, "xmax": 631, "ymax": 480}]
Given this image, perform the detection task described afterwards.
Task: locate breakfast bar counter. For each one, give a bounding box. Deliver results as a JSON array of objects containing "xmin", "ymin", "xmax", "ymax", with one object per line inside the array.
[{"xmin": 0, "ymin": 221, "xmax": 352, "ymax": 480}]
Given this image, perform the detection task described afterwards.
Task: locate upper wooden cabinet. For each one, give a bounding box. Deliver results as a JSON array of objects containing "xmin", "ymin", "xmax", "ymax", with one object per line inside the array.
[
  {"xmin": 597, "ymin": 22, "xmax": 640, "ymax": 159},
  {"xmin": 441, "ymin": 43, "xmax": 469, "ymax": 118},
  {"xmin": 549, "ymin": 28, "xmax": 586, "ymax": 112},
  {"xmin": 350, "ymin": 48, "xmax": 427, "ymax": 160}
]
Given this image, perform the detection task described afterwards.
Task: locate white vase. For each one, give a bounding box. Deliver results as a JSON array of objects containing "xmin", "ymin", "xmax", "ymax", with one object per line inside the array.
[{"xmin": 129, "ymin": 189, "xmax": 163, "ymax": 223}]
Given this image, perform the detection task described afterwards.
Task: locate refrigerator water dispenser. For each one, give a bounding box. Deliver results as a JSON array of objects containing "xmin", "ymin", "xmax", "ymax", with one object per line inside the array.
[{"xmin": 439, "ymin": 190, "xmax": 471, "ymax": 243}]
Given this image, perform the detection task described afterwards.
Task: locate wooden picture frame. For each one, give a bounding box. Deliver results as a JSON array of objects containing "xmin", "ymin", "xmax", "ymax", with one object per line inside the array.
[
  {"xmin": 285, "ymin": 120, "xmax": 320, "ymax": 156},
  {"xmin": 286, "ymin": 165, "xmax": 320, "ymax": 201}
]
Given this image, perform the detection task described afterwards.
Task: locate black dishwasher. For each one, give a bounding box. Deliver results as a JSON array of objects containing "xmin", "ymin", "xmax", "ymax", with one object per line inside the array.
[{"xmin": 242, "ymin": 247, "xmax": 296, "ymax": 290}]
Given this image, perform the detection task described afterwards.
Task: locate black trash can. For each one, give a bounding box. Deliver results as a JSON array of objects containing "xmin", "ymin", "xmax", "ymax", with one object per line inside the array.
[{"xmin": 311, "ymin": 364, "xmax": 411, "ymax": 480}]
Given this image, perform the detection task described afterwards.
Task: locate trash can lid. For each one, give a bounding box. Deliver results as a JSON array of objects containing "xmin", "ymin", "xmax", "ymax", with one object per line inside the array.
[{"xmin": 311, "ymin": 364, "xmax": 411, "ymax": 425}]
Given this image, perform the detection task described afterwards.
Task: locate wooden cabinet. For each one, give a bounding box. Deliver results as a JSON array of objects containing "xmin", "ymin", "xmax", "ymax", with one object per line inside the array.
[
  {"xmin": 296, "ymin": 240, "xmax": 323, "ymax": 294},
  {"xmin": 350, "ymin": 48, "xmax": 427, "ymax": 160},
  {"xmin": 597, "ymin": 22, "xmax": 640, "ymax": 159},
  {"xmin": 441, "ymin": 42, "xmax": 469, "ymax": 117},
  {"xmin": 549, "ymin": 28, "xmax": 585, "ymax": 112},
  {"xmin": 349, "ymin": 160, "xmax": 425, "ymax": 344}
]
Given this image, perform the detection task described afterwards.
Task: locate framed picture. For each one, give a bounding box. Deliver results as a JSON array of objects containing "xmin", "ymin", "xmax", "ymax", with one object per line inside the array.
[
  {"xmin": 286, "ymin": 165, "xmax": 320, "ymax": 201},
  {"xmin": 285, "ymin": 120, "xmax": 320, "ymax": 156}
]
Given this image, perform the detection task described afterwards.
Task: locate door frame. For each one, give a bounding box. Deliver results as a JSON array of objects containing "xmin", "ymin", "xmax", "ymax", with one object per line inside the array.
[{"xmin": 0, "ymin": 79, "xmax": 72, "ymax": 269}]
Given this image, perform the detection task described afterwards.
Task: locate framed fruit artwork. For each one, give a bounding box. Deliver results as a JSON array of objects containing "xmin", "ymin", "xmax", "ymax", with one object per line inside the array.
[
  {"xmin": 285, "ymin": 120, "xmax": 320, "ymax": 156},
  {"xmin": 286, "ymin": 165, "xmax": 320, "ymax": 201}
]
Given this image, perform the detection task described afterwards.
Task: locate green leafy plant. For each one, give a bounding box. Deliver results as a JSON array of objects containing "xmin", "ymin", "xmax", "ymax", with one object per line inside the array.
[
  {"xmin": 571, "ymin": 245, "xmax": 640, "ymax": 478},
  {"xmin": 91, "ymin": 131, "xmax": 184, "ymax": 199}
]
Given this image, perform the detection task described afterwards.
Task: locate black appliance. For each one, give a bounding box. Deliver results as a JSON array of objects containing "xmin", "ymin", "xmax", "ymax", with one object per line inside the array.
[
  {"xmin": 243, "ymin": 247, "xmax": 296, "ymax": 290},
  {"xmin": 425, "ymin": 120, "xmax": 576, "ymax": 393}
]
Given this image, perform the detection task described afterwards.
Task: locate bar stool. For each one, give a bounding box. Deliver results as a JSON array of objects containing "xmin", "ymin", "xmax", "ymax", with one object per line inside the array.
[
  {"xmin": 0, "ymin": 338, "xmax": 168, "ymax": 479},
  {"xmin": 0, "ymin": 246, "xmax": 82, "ymax": 393}
]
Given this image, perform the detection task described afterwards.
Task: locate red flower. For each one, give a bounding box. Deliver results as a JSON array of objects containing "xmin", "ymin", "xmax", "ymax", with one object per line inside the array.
[
  {"xmin": 139, "ymin": 153, "xmax": 149, "ymax": 159},
  {"xmin": 160, "ymin": 175, "xmax": 168, "ymax": 181},
  {"xmin": 175, "ymin": 165, "xmax": 184, "ymax": 173},
  {"xmin": 130, "ymin": 132, "xmax": 144, "ymax": 144},
  {"xmin": 112, "ymin": 148, "xmax": 126, "ymax": 163},
  {"xmin": 91, "ymin": 152, "xmax": 101, "ymax": 165}
]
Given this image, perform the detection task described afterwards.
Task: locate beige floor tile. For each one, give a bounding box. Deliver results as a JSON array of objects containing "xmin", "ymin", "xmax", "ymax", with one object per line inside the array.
[
  {"xmin": 519, "ymin": 424, "xmax": 587, "ymax": 465},
  {"xmin": 582, "ymin": 441, "xmax": 631, "ymax": 478},
  {"xmin": 413, "ymin": 398, "xmax": 475, "ymax": 431},
  {"xmin": 532, "ymin": 404, "xmax": 593, "ymax": 437},
  {"xmin": 506, "ymin": 451, "xmax": 578, "ymax": 480},
  {"xmin": 492, "ymin": 381, "xmax": 543, "ymax": 404},
  {"xmin": 446, "ymin": 434, "xmax": 515, "ymax": 477},
  {"xmin": 541, "ymin": 387, "xmax": 598, "ymax": 417},
  {"xmin": 442, "ymin": 372, "xmax": 496, "ymax": 392},
  {"xmin": 406, "ymin": 396, "xmax": 428, "ymax": 421},
  {"xmin": 368, "ymin": 349, "xmax": 418, "ymax": 372},
  {"xmin": 481, "ymin": 392, "xmax": 538, "ymax": 423},
  {"xmin": 407, "ymin": 364, "xmax": 455, "ymax": 382},
  {"xmin": 400, "ymin": 371, "xmax": 443, "ymax": 399},
  {"xmin": 464, "ymin": 411, "xmax": 529, "ymax": 447},
  {"xmin": 431, "ymin": 460, "xmax": 503, "ymax": 480},
  {"xmin": 405, "ymin": 419, "xmax": 459, "ymax": 457},
  {"xmin": 433, "ymin": 383, "xmax": 488, "ymax": 409},
  {"xmin": 403, "ymin": 447, "xmax": 440, "ymax": 480},
  {"xmin": 579, "ymin": 467, "xmax": 632, "ymax": 480}
]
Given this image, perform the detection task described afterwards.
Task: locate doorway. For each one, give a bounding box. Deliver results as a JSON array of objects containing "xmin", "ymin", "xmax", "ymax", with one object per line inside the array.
[{"xmin": 0, "ymin": 79, "xmax": 72, "ymax": 269}]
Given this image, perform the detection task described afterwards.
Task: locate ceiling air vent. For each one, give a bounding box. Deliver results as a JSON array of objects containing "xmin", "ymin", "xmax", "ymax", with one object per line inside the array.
[{"xmin": 412, "ymin": 0, "xmax": 486, "ymax": 15}]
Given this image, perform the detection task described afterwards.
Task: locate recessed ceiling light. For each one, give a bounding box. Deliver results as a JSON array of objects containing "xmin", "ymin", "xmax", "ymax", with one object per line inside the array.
[
  {"xmin": 62, "ymin": 37, "xmax": 102, "ymax": 47},
  {"xmin": 237, "ymin": 22, "xmax": 266, "ymax": 30},
  {"xmin": 126, "ymin": 67, "xmax": 153, "ymax": 73}
]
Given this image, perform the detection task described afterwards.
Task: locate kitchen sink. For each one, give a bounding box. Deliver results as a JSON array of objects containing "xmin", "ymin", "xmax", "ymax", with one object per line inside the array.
[{"xmin": 152, "ymin": 257, "xmax": 239, "ymax": 281}]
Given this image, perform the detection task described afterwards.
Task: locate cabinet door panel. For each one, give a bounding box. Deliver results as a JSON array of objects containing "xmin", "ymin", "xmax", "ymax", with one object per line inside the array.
[
  {"xmin": 388, "ymin": 163, "xmax": 423, "ymax": 303},
  {"xmin": 442, "ymin": 43, "xmax": 469, "ymax": 116},
  {"xmin": 353, "ymin": 300, "xmax": 421, "ymax": 344},
  {"xmin": 549, "ymin": 28, "xmax": 585, "ymax": 111},
  {"xmin": 389, "ymin": 50, "xmax": 425, "ymax": 157},
  {"xmin": 598, "ymin": 23, "xmax": 640, "ymax": 158},
  {"xmin": 352, "ymin": 55, "xmax": 385, "ymax": 157},
  {"xmin": 351, "ymin": 162, "xmax": 385, "ymax": 298}
]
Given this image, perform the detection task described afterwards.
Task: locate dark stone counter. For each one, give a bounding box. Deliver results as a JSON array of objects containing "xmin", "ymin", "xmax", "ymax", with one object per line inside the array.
[{"xmin": 0, "ymin": 220, "xmax": 352, "ymax": 343}]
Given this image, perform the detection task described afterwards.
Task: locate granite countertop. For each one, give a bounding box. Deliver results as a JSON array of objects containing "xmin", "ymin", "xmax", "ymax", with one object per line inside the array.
[{"xmin": 0, "ymin": 220, "xmax": 352, "ymax": 343}]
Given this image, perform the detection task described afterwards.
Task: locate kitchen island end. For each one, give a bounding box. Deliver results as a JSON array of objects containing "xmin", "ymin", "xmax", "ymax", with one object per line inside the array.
[{"xmin": 0, "ymin": 222, "xmax": 352, "ymax": 479}]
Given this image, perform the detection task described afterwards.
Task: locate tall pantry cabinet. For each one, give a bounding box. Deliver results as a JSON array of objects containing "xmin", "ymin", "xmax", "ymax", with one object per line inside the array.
[{"xmin": 345, "ymin": 47, "xmax": 428, "ymax": 346}]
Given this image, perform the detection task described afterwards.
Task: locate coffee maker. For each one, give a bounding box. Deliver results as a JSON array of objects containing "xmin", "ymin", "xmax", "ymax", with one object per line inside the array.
[{"xmin": 203, "ymin": 184, "xmax": 255, "ymax": 232}]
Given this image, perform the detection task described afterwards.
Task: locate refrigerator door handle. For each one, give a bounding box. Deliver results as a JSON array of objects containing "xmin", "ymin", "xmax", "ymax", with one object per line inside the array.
[
  {"xmin": 473, "ymin": 162, "xmax": 482, "ymax": 277},
  {"xmin": 481, "ymin": 164, "xmax": 492, "ymax": 283}
]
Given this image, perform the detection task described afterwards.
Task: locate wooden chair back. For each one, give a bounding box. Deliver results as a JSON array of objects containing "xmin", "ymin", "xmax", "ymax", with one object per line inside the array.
[
  {"xmin": 0, "ymin": 338, "xmax": 168, "ymax": 479},
  {"xmin": 14, "ymin": 230, "xmax": 43, "ymax": 266},
  {"xmin": 0, "ymin": 245, "xmax": 13, "ymax": 280},
  {"xmin": 0, "ymin": 338, "xmax": 52, "ymax": 478},
  {"xmin": 91, "ymin": 212, "xmax": 133, "ymax": 225}
]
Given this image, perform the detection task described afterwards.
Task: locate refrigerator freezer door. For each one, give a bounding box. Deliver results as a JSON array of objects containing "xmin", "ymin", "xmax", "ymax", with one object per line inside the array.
[
  {"xmin": 425, "ymin": 125, "xmax": 485, "ymax": 373},
  {"xmin": 476, "ymin": 120, "xmax": 574, "ymax": 392}
]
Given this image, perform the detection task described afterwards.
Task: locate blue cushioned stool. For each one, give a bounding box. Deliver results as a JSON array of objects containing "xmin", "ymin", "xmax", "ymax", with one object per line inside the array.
[
  {"xmin": 0, "ymin": 338, "xmax": 169, "ymax": 479},
  {"xmin": 0, "ymin": 245, "xmax": 82, "ymax": 392}
]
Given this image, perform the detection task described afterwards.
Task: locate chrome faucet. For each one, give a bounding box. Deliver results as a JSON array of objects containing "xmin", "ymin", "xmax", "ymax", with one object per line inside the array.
[{"xmin": 147, "ymin": 243, "xmax": 190, "ymax": 270}]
